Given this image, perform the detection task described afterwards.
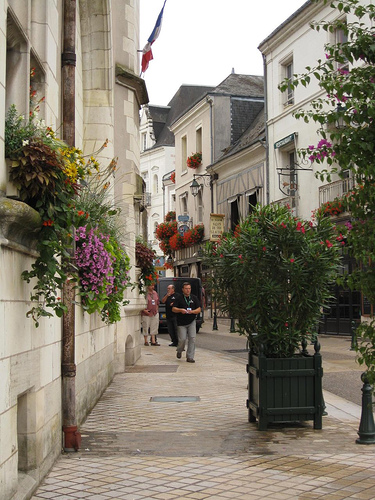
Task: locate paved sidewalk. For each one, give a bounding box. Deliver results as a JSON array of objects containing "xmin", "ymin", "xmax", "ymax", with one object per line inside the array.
[{"xmin": 32, "ymin": 331, "xmax": 375, "ymax": 500}]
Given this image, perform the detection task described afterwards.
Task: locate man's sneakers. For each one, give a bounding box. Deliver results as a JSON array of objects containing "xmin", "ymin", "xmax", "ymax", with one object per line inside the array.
[
  {"xmin": 186, "ymin": 358, "xmax": 195, "ymax": 363},
  {"xmin": 176, "ymin": 351, "xmax": 182, "ymax": 359}
]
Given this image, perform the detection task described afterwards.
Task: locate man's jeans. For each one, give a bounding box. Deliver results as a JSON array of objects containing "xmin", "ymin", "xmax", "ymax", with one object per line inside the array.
[
  {"xmin": 177, "ymin": 319, "xmax": 196, "ymax": 360},
  {"xmin": 166, "ymin": 316, "xmax": 178, "ymax": 345}
]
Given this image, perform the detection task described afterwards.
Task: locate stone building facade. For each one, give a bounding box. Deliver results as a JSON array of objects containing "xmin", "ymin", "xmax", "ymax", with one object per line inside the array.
[{"xmin": 0, "ymin": 1, "xmax": 147, "ymax": 498}]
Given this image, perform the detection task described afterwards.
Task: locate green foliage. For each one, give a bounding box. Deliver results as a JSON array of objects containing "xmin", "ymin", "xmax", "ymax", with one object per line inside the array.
[
  {"xmin": 6, "ymin": 104, "xmax": 131, "ymax": 326},
  {"xmin": 203, "ymin": 204, "xmax": 342, "ymax": 357},
  {"xmin": 355, "ymin": 320, "xmax": 375, "ymax": 386}
]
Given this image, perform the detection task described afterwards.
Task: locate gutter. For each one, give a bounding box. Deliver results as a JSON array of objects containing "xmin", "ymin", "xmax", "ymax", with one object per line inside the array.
[{"xmin": 61, "ymin": 0, "xmax": 81, "ymax": 453}]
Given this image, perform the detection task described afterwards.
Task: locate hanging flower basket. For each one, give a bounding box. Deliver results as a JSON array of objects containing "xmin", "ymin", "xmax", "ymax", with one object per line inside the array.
[
  {"xmin": 170, "ymin": 171, "xmax": 175, "ymax": 183},
  {"xmin": 169, "ymin": 232, "xmax": 185, "ymax": 251},
  {"xmin": 187, "ymin": 152, "xmax": 202, "ymax": 169},
  {"xmin": 183, "ymin": 224, "xmax": 204, "ymax": 247},
  {"xmin": 165, "ymin": 211, "xmax": 176, "ymax": 222}
]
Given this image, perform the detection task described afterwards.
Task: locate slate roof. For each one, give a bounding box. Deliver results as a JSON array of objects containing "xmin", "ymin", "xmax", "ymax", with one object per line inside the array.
[
  {"xmin": 218, "ymin": 106, "xmax": 265, "ymax": 161},
  {"xmin": 146, "ymin": 74, "xmax": 264, "ymax": 151},
  {"xmin": 213, "ymin": 73, "xmax": 264, "ymax": 98},
  {"xmin": 147, "ymin": 85, "xmax": 215, "ymax": 149}
]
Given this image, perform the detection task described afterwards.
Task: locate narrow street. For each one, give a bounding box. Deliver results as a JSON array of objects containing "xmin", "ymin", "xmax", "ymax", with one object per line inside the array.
[{"xmin": 32, "ymin": 327, "xmax": 375, "ymax": 500}]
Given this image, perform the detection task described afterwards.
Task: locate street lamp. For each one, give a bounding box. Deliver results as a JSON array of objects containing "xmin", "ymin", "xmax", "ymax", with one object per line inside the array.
[
  {"xmin": 189, "ymin": 173, "xmax": 218, "ymax": 198},
  {"xmin": 190, "ymin": 177, "xmax": 201, "ymax": 197}
]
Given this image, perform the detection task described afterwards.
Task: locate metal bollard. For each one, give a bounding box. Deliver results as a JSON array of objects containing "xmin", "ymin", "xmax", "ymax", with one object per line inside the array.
[
  {"xmin": 212, "ymin": 311, "xmax": 218, "ymax": 330},
  {"xmin": 230, "ymin": 317, "xmax": 235, "ymax": 333},
  {"xmin": 350, "ymin": 320, "xmax": 358, "ymax": 351},
  {"xmin": 356, "ymin": 371, "xmax": 375, "ymax": 444}
]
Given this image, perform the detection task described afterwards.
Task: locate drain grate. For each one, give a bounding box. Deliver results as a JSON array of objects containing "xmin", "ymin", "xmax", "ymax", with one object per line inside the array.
[
  {"xmin": 224, "ymin": 349, "xmax": 249, "ymax": 353},
  {"xmin": 150, "ymin": 396, "xmax": 200, "ymax": 403},
  {"xmin": 125, "ymin": 365, "xmax": 178, "ymax": 373}
]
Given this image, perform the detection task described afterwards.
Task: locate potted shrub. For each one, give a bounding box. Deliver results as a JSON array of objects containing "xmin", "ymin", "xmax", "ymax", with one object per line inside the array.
[{"xmin": 204, "ymin": 204, "xmax": 342, "ymax": 430}]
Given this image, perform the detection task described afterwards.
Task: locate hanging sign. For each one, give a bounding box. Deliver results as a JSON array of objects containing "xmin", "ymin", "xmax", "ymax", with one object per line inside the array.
[
  {"xmin": 274, "ymin": 133, "xmax": 295, "ymax": 149},
  {"xmin": 210, "ymin": 214, "xmax": 225, "ymax": 242}
]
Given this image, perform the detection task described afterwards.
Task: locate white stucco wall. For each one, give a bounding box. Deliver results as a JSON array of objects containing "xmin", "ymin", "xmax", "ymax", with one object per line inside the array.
[{"xmin": 260, "ymin": 1, "xmax": 363, "ymax": 219}]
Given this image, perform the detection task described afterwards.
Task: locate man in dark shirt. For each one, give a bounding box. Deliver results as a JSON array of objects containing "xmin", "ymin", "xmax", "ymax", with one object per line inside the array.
[
  {"xmin": 161, "ymin": 284, "xmax": 179, "ymax": 347},
  {"xmin": 172, "ymin": 282, "xmax": 201, "ymax": 363}
]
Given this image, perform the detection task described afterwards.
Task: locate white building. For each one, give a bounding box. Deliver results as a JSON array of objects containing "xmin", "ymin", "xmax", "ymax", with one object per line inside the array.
[
  {"xmin": 259, "ymin": 0, "xmax": 356, "ymax": 217},
  {"xmin": 258, "ymin": 0, "xmax": 365, "ymax": 333}
]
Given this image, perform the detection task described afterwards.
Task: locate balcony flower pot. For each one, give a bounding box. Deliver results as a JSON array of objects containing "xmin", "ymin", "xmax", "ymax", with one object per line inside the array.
[
  {"xmin": 204, "ymin": 204, "xmax": 342, "ymax": 429},
  {"xmin": 187, "ymin": 152, "xmax": 202, "ymax": 169}
]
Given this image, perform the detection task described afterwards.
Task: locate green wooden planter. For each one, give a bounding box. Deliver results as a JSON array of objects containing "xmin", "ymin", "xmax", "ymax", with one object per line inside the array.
[{"xmin": 246, "ymin": 342, "xmax": 323, "ymax": 430}]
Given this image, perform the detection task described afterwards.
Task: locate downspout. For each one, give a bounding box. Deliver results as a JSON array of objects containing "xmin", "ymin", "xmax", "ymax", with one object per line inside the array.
[
  {"xmin": 206, "ymin": 96, "xmax": 214, "ymax": 212},
  {"xmin": 61, "ymin": 0, "xmax": 80, "ymax": 452},
  {"xmin": 263, "ymin": 54, "xmax": 270, "ymax": 205}
]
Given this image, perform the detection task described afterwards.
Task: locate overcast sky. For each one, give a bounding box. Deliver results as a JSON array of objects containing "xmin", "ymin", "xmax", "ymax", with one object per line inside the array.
[{"xmin": 140, "ymin": 0, "xmax": 307, "ymax": 106}]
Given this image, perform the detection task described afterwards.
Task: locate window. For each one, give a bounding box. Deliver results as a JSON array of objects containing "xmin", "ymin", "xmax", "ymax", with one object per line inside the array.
[
  {"xmin": 181, "ymin": 135, "xmax": 187, "ymax": 172},
  {"xmin": 153, "ymin": 174, "xmax": 158, "ymax": 194},
  {"xmin": 196, "ymin": 127, "xmax": 202, "ymax": 154},
  {"xmin": 180, "ymin": 194, "xmax": 188, "ymax": 215},
  {"xmin": 247, "ymin": 189, "xmax": 258, "ymax": 215},
  {"xmin": 230, "ymin": 198, "xmax": 240, "ymax": 232},
  {"xmin": 335, "ymin": 21, "xmax": 349, "ymax": 72},
  {"xmin": 282, "ymin": 150, "xmax": 297, "ymax": 197},
  {"xmin": 282, "ymin": 58, "xmax": 294, "ymax": 107},
  {"xmin": 142, "ymin": 132, "xmax": 147, "ymax": 151},
  {"xmin": 197, "ymin": 191, "xmax": 203, "ymax": 223}
]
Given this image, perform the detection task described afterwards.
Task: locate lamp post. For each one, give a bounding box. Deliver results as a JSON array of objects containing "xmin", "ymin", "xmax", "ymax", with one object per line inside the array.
[{"xmin": 189, "ymin": 173, "xmax": 218, "ymax": 213}]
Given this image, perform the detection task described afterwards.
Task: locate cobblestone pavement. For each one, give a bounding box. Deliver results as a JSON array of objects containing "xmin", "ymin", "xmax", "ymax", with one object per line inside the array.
[{"xmin": 32, "ymin": 330, "xmax": 375, "ymax": 500}]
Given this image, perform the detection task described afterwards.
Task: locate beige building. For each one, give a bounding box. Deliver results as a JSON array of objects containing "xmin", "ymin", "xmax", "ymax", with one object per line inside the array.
[
  {"xmin": 0, "ymin": 1, "xmax": 147, "ymax": 498},
  {"xmin": 170, "ymin": 73, "xmax": 264, "ymax": 279}
]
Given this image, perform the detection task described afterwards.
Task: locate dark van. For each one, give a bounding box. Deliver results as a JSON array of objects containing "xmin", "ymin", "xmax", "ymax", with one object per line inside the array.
[{"xmin": 156, "ymin": 277, "xmax": 204, "ymax": 333}]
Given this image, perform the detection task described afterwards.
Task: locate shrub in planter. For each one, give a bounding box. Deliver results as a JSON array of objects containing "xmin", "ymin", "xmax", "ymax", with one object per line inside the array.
[
  {"xmin": 204, "ymin": 204, "xmax": 342, "ymax": 429},
  {"xmin": 204, "ymin": 204, "xmax": 342, "ymax": 358}
]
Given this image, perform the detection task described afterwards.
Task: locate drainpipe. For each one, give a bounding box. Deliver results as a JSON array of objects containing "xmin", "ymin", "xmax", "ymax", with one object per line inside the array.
[
  {"xmin": 263, "ymin": 54, "xmax": 270, "ymax": 205},
  {"xmin": 206, "ymin": 96, "xmax": 214, "ymax": 212},
  {"xmin": 61, "ymin": 0, "xmax": 80, "ymax": 452}
]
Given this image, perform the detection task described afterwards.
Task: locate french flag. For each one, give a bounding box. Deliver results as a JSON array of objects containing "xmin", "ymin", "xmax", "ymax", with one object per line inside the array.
[{"xmin": 141, "ymin": 0, "xmax": 167, "ymax": 74}]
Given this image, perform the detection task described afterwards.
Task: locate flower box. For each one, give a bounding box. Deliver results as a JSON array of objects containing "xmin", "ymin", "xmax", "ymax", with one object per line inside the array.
[{"xmin": 187, "ymin": 152, "xmax": 202, "ymax": 169}]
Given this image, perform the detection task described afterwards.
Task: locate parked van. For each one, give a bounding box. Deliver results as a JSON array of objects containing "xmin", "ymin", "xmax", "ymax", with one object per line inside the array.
[{"xmin": 155, "ymin": 277, "xmax": 204, "ymax": 333}]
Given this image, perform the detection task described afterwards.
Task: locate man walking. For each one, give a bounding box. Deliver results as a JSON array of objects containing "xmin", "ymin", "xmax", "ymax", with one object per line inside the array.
[
  {"xmin": 161, "ymin": 284, "xmax": 179, "ymax": 347},
  {"xmin": 172, "ymin": 282, "xmax": 201, "ymax": 363}
]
